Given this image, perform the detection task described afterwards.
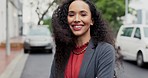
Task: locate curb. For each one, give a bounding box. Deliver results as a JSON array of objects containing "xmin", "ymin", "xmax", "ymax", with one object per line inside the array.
[
  {"xmin": 0, "ymin": 42, "xmax": 24, "ymax": 50},
  {"xmin": 0, "ymin": 52, "xmax": 28, "ymax": 78},
  {"xmin": 0, "ymin": 36, "xmax": 24, "ymax": 49}
]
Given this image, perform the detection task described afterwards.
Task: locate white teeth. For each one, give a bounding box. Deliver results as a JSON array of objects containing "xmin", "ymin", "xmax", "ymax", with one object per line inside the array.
[{"xmin": 75, "ymin": 26, "xmax": 82, "ymax": 28}]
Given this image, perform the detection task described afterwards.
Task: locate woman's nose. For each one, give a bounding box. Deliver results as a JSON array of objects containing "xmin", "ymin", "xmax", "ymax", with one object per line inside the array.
[{"xmin": 74, "ymin": 14, "xmax": 80, "ymax": 22}]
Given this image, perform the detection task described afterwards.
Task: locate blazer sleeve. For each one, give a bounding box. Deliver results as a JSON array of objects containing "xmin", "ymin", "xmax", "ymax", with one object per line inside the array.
[
  {"xmin": 96, "ymin": 43, "xmax": 115, "ymax": 78},
  {"xmin": 50, "ymin": 59, "xmax": 56, "ymax": 78}
]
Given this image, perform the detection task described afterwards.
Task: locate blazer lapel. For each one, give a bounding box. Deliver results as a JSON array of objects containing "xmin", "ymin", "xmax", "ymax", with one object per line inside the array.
[{"xmin": 79, "ymin": 40, "xmax": 95, "ymax": 78}]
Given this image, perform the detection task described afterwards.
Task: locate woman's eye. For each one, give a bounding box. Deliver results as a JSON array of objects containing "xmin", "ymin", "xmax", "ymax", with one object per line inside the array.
[
  {"xmin": 68, "ymin": 13, "xmax": 74, "ymax": 17},
  {"xmin": 81, "ymin": 13, "xmax": 87, "ymax": 16},
  {"xmin": 81, "ymin": 12, "xmax": 87, "ymax": 16}
]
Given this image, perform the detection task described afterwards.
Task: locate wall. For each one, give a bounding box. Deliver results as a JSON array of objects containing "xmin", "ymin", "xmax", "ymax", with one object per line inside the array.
[
  {"xmin": 0, "ymin": 0, "xmax": 6, "ymax": 43},
  {"xmin": 0, "ymin": 0, "xmax": 20, "ymax": 44}
]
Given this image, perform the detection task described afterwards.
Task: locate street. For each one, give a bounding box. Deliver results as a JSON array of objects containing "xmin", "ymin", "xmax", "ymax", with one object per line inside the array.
[
  {"xmin": 119, "ymin": 60, "xmax": 148, "ymax": 78},
  {"xmin": 20, "ymin": 51, "xmax": 148, "ymax": 78},
  {"xmin": 21, "ymin": 51, "xmax": 54, "ymax": 78}
]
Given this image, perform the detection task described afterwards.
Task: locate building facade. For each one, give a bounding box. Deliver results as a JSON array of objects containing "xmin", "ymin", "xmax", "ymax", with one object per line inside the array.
[
  {"xmin": 136, "ymin": 9, "xmax": 148, "ymax": 24},
  {"xmin": 129, "ymin": 0, "xmax": 148, "ymax": 25},
  {"xmin": 0, "ymin": 0, "xmax": 22, "ymax": 44}
]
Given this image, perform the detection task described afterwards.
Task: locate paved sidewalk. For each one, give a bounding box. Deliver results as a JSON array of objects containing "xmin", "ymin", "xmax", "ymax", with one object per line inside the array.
[
  {"xmin": 0, "ymin": 36, "xmax": 28, "ymax": 78},
  {"xmin": 0, "ymin": 49, "xmax": 22, "ymax": 75}
]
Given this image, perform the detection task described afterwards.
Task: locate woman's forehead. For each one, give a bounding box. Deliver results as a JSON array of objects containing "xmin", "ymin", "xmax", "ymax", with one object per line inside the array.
[{"xmin": 68, "ymin": 0, "xmax": 90, "ymax": 11}]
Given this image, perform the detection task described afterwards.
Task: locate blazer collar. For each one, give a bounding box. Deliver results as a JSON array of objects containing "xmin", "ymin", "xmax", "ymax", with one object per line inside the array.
[{"xmin": 79, "ymin": 39, "xmax": 95, "ymax": 78}]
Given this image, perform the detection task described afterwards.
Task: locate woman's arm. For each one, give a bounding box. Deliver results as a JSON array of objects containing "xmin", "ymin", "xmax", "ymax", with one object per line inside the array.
[{"xmin": 96, "ymin": 43, "xmax": 115, "ymax": 78}]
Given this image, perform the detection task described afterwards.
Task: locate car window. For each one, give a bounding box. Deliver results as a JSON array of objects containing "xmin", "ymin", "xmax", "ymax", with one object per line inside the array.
[
  {"xmin": 144, "ymin": 27, "xmax": 148, "ymax": 37},
  {"xmin": 28, "ymin": 27, "xmax": 51, "ymax": 36},
  {"xmin": 134, "ymin": 27, "xmax": 141, "ymax": 39},
  {"xmin": 121, "ymin": 27, "xmax": 134, "ymax": 37}
]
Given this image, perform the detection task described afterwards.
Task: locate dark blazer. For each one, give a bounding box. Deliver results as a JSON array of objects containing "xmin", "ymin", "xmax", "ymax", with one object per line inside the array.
[{"xmin": 50, "ymin": 40, "xmax": 115, "ymax": 78}]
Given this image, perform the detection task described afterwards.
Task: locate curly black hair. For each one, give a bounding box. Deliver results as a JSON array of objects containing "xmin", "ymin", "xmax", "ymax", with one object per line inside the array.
[{"xmin": 51, "ymin": 0, "xmax": 115, "ymax": 77}]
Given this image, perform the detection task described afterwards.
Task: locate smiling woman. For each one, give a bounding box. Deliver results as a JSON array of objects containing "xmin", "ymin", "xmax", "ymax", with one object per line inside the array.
[
  {"xmin": 67, "ymin": 1, "xmax": 93, "ymax": 38},
  {"xmin": 50, "ymin": 0, "xmax": 116, "ymax": 78}
]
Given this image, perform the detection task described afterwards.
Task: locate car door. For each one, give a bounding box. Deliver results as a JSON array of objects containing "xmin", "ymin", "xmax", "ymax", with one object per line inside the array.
[
  {"xmin": 119, "ymin": 27, "xmax": 134, "ymax": 58},
  {"xmin": 130, "ymin": 27, "xmax": 142, "ymax": 60}
]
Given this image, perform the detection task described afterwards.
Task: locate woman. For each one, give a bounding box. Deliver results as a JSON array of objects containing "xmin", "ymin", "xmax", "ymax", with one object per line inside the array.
[{"xmin": 50, "ymin": 0, "xmax": 115, "ymax": 78}]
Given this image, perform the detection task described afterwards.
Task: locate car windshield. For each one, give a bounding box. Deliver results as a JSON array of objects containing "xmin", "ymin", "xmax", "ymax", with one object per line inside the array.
[
  {"xmin": 28, "ymin": 27, "xmax": 51, "ymax": 36},
  {"xmin": 144, "ymin": 27, "xmax": 148, "ymax": 37}
]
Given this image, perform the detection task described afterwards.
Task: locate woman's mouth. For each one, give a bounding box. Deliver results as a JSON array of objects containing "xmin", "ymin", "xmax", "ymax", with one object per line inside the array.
[{"xmin": 72, "ymin": 25, "xmax": 83, "ymax": 31}]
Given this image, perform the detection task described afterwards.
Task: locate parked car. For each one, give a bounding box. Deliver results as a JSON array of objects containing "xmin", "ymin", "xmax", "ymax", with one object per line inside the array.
[
  {"xmin": 24, "ymin": 26, "xmax": 54, "ymax": 53},
  {"xmin": 116, "ymin": 24, "xmax": 148, "ymax": 67}
]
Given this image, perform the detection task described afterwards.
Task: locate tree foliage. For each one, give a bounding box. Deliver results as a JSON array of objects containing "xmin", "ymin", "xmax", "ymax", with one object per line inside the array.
[
  {"xmin": 43, "ymin": 18, "xmax": 52, "ymax": 32},
  {"xmin": 93, "ymin": 0, "xmax": 126, "ymax": 34},
  {"xmin": 34, "ymin": 0, "xmax": 64, "ymax": 25},
  {"xmin": 40, "ymin": 0, "xmax": 127, "ymax": 34},
  {"xmin": 34, "ymin": 0, "xmax": 65, "ymax": 32}
]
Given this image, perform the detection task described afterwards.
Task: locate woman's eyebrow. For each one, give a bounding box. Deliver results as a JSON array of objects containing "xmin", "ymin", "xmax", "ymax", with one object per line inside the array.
[
  {"xmin": 68, "ymin": 11, "xmax": 74, "ymax": 13},
  {"xmin": 68, "ymin": 10, "xmax": 88, "ymax": 13},
  {"xmin": 80, "ymin": 10, "xmax": 88, "ymax": 13}
]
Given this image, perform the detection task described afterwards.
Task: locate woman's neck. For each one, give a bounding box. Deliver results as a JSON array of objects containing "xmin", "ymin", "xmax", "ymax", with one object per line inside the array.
[{"xmin": 76, "ymin": 35, "xmax": 91, "ymax": 47}]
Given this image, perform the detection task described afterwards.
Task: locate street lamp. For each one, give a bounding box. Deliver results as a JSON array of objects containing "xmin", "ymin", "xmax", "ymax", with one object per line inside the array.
[
  {"xmin": 17, "ymin": 0, "xmax": 23, "ymax": 36},
  {"xmin": 6, "ymin": 0, "xmax": 11, "ymax": 55},
  {"xmin": 30, "ymin": 1, "xmax": 34, "ymax": 28}
]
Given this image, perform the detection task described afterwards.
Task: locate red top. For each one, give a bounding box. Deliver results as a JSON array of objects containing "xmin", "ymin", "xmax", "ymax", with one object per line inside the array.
[{"xmin": 65, "ymin": 42, "xmax": 88, "ymax": 78}]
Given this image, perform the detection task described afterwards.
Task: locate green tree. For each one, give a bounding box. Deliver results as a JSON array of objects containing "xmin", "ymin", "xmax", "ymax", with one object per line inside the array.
[
  {"xmin": 42, "ymin": 17, "xmax": 52, "ymax": 31},
  {"xmin": 34, "ymin": 0, "xmax": 64, "ymax": 25},
  {"xmin": 94, "ymin": 0, "xmax": 126, "ymax": 35}
]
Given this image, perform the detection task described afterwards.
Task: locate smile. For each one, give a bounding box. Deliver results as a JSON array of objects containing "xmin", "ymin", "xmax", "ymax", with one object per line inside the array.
[{"xmin": 72, "ymin": 25, "xmax": 83, "ymax": 31}]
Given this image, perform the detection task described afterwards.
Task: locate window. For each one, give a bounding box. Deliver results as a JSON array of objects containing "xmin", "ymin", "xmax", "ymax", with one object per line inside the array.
[
  {"xmin": 146, "ymin": 10, "xmax": 148, "ymax": 24},
  {"xmin": 144, "ymin": 27, "xmax": 148, "ymax": 37},
  {"xmin": 121, "ymin": 27, "xmax": 134, "ymax": 37},
  {"xmin": 134, "ymin": 27, "xmax": 141, "ymax": 39}
]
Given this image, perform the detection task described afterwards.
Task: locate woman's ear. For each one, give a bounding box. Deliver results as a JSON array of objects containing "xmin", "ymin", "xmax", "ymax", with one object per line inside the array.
[
  {"xmin": 90, "ymin": 23, "xmax": 93, "ymax": 25},
  {"xmin": 90, "ymin": 18, "xmax": 94, "ymax": 26}
]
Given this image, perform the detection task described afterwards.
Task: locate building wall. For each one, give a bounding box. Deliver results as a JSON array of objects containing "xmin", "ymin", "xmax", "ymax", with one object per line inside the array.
[
  {"xmin": 136, "ymin": 10, "xmax": 142, "ymax": 24},
  {"xmin": 143, "ymin": 10, "xmax": 148, "ymax": 24},
  {"xmin": 136, "ymin": 9, "xmax": 148, "ymax": 24},
  {"xmin": 129, "ymin": 0, "xmax": 148, "ymax": 25},
  {"xmin": 9, "ymin": 2, "xmax": 19, "ymax": 38},
  {"xmin": 0, "ymin": 0, "xmax": 6, "ymax": 43},
  {"xmin": 0, "ymin": 0, "xmax": 19, "ymax": 43}
]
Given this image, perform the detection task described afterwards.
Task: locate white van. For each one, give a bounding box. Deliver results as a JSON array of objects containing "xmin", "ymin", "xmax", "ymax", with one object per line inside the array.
[{"xmin": 116, "ymin": 24, "xmax": 148, "ymax": 67}]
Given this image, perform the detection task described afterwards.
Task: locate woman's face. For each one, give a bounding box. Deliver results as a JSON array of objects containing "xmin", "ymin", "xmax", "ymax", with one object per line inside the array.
[{"xmin": 67, "ymin": 0, "xmax": 93, "ymax": 37}]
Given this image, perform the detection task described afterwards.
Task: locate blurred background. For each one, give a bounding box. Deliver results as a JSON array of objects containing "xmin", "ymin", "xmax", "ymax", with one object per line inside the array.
[
  {"xmin": 0, "ymin": 0, "xmax": 148, "ymax": 78},
  {"xmin": 1, "ymin": 0, "xmax": 148, "ymax": 45}
]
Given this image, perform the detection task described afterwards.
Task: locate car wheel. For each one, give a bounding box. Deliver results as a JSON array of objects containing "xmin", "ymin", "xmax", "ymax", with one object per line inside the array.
[
  {"xmin": 137, "ymin": 53, "xmax": 144, "ymax": 67},
  {"xmin": 24, "ymin": 49, "xmax": 29, "ymax": 53}
]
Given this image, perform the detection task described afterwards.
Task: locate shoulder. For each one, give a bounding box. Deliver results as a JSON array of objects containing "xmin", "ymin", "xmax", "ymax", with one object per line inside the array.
[
  {"xmin": 89, "ymin": 39, "xmax": 115, "ymax": 55},
  {"xmin": 96, "ymin": 42, "xmax": 114, "ymax": 51},
  {"xmin": 95, "ymin": 42, "xmax": 115, "ymax": 57}
]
